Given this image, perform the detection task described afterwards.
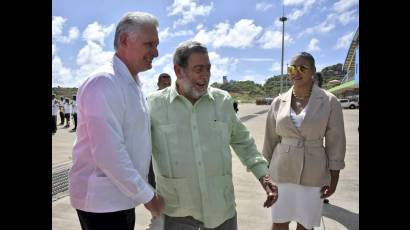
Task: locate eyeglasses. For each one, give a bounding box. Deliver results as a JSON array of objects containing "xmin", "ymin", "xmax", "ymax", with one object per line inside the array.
[{"xmin": 287, "ymin": 65, "xmax": 310, "ymax": 75}]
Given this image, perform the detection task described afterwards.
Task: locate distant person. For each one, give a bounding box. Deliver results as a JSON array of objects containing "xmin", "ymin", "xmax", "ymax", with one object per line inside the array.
[
  {"xmin": 263, "ymin": 52, "xmax": 346, "ymax": 230},
  {"xmin": 52, "ymin": 94, "xmax": 58, "ymax": 135},
  {"xmin": 59, "ymin": 96, "xmax": 65, "ymax": 125},
  {"xmin": 148, "ymin": 41, "xmax": 278, "ymax": 229},
  {"xmin": 233, "ymin": 100, "xmax": 239, "ymax": 113},
  {"xmin": 68, "ymin": 12, "xmax": 163, "ymax": 230},
  {"xmin": 70, "ymin": 95, "xmax": 77, "ymax": 132},
  {"xmin": 314, "ymin": 72, "xmax": 323, "ymax": 88},
  {"xmin": 64, "ymin": 98, "xmax": 71, "ymax": 128},
  {"xmin": 157, "ymin": 73, "xmax": 171, "ymax": 90}
]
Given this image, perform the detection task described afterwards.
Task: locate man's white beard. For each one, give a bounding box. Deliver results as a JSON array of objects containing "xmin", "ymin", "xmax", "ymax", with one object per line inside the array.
[{"xmin": 180, "ymin": 78, "xmax": 206, "ymax": 100}]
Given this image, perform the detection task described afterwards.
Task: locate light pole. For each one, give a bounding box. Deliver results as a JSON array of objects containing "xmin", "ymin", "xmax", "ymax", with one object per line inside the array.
[
  {"xmin": 279, "ymin": 6, "xmax": 287, "ymax": 94},
  {"xmin": 286, "ymin": 63, "xmax": 289, "ymax": 90}
]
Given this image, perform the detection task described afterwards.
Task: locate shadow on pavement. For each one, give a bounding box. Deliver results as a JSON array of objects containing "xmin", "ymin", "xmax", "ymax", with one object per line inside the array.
[{"xmin": 322, "ymin": 203, "xmax": 359, "ymax": 230}]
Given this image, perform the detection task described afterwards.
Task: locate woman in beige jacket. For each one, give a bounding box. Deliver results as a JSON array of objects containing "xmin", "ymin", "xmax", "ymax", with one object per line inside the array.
[{"xmin": 263, "ymin": 52, "xmax": 346, "ymax": 230}]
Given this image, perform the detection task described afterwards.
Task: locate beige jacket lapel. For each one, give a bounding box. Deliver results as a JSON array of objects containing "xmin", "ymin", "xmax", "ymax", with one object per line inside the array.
[
  {"xmin": 278, "ymin": 87, "xmax": 302, "ymax": 136},
  {"xmin": 299, "ymin": 84, "xmax": 324, "ymax": 134}
]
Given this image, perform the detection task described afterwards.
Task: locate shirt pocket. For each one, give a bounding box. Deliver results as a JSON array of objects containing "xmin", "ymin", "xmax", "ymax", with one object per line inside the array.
[
  {"xmin": 208, "ymin": 175, "xmax": 236, "ymax": 213},
  {"xmin": 156, "ymin": 174, "xmax": 193, "ymax": 211}
]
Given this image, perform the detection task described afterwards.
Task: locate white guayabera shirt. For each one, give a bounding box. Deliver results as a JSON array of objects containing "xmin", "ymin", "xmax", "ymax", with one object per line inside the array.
[{"xmin": 69, "ymin": 55, "xmax": 154, "ymax": 212}]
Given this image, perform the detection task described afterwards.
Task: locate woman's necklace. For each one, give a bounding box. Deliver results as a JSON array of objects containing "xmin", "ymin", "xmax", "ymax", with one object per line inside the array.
[{"xmin": 292, "ymin": 84, "xmax": 313, "ymax": 100}]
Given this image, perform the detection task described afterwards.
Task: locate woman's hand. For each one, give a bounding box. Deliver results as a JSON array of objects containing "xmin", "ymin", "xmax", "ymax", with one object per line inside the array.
[{"xmin": 321, "ymin": 170, "xmax": 340, "ymax": 198}]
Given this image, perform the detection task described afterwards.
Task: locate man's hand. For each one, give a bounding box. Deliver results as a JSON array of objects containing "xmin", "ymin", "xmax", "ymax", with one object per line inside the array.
[
  {"xmin": 144, "ymin": 193, "xmax": 164, "ymax": 218},
  {"xmin": 259, "ymin": 175, "xmax": 278, "ymax": 208}
]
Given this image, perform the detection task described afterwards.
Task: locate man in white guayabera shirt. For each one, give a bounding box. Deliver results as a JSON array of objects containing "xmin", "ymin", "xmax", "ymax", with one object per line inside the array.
[{"xmin": 68, "ymin": 12, "xmax": 164, "ymax": 230}]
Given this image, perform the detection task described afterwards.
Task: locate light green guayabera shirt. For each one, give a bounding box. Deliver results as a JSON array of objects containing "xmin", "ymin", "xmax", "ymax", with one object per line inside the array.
[{"xmin": 147, "ymin": 84, "xmax": 269, "ymax": 228}]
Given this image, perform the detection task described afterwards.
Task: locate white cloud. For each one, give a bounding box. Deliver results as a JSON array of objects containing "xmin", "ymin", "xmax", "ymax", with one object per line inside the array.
[
  {"xmin": 258, "ymin": 30, "xmax": 293, "ymax": 49},
  {"xmin": 241, "ymin": 74, "xmax": 266, "ymax": 84},
  {"xmin": 193, "ymin": 19, "xmax": 263, "ymax": 49},
  {"xmin": 52, "ymin": 16, "xmax": 80, "ymax": 44},
  {"xmin": 334, "ymin": 31, "xmax": 355, "ymax": 50},
  {"xmin": 274, "ymin": 20, "xmax": 283, "ymax": 28},
  {"xmin": 287, "ymin": 0, "xmax": 315, "ymax": 21},
  {"xmin": 284, "ymin": 0, "xmax": 306, "ymax": 6},
  {"xmin": 269, "ymin": 62, "xmax": 282, "ymax": 73},
  {"xmin": 52, "ymin": 56, "xmax": 74, "ymax": 86},
  {"xmin": 167, "ymin": 0, "xmax": 214, "ymax": 28},
  {"xmin": 74, "ymin": 41, "xmax": 114, "ymax": 86},
  {"xmin": 52, "ymin": 44, "xmax": 56, "ymax": 56},
  {"xmin": 153, "ymin": 53, "xmax": 174, "ymax": 68},
  {"xmin": 159, "ymin": 27, "xmax": 194, "ymax": 41},
  {"xmin": 242, "ymin": 75, "xmax": 256, "ymax": 82},
  {"xmin": 52, "ymin": 16, "xmax": 66, "ymax": 38},
  {"xmin": 298, "ymin": 1, "xmax": 357, "ymax": 38},
  {"xmin": 256, "ymin": 2, "xmax": 274, "ymax": 12},
  {"xmin": 238, "ymin": 58, "xmax": 275, "ymax": 62},
  {"xmin": 68, "ymin": 27, "xmax": 80, "ymax": 40},
  {"xmin": 333, "ymin": 0, "xmax": 359, "ymax": 13},
  {"xmin": 82, "ymin": 22, "xmax": 115, "ymax": 46},
  {"xmin": 298, "ymin": 14, "xmax": 337, "ymax": 37},
  {"xmin": 196, "ymin": 24, "xmax": 204, "ymax": 30},
  {"xmin": 209, "ymin": 52, "xmax": 239, "ymax": 83},
  {"xmin": 307, "ymin": 38, "xmax": 320, "ymax": 52},
  {"xmin": 338, "ymin": 9, "xmax": 358, "ymax": 26},
  {"xmin": 138, "ymin": 53, "xmax": 176, "ymax": 96}
]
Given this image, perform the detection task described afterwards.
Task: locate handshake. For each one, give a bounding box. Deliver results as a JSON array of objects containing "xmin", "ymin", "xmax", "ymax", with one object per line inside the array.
[{"xmin": 144, "ymin": 192, "xmax": 165, "ymax": 218}]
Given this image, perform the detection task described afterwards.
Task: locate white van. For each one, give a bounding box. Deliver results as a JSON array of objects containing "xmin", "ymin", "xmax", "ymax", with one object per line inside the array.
[{"xmin": 338, "ymin": 98, "xmax": 359, "ymax": 109}]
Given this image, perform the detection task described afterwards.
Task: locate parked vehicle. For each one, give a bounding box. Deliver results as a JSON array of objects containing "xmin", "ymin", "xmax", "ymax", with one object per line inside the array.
[
  {"xmin": 338, "ymin": 98, "xmax": 359, "ymax": 109},
  {"xmin": 256, "ymin": 97, "xmax": 273, "ymax": 105}
]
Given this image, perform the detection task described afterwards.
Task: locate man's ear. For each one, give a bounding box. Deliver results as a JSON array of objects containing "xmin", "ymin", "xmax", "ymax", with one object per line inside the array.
[
  {"xmin": 174, "ymin": 65, "xmax": 183, "ymax": 79},
  {"xmin": 118, "ymin": 32, "xmax": 129, "ymax": 49}
]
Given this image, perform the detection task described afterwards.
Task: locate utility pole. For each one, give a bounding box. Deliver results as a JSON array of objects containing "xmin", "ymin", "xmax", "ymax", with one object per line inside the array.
[{"xmin": 279, "ymin": 5, "xmax": 287, "ymax": 94}]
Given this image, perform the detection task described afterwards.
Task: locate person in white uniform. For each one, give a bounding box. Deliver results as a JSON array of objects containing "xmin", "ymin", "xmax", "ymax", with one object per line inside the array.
[
  {"xmin": 262, "ymin": 52, "xmax": 346, "ymax": 230},
  {"xmin": 68, "ymin": 11, "xmax": 164, "ymax": 230},
  {"xmin": 70, "ymin": 95, "xmax": 77, "ymax": 132},
  {"xmin": 63, "ymin": 98, "xmax": 71, "ymax": 128},
  {"xmin": 52, "ymin": 94, "xmax": 58, "ymax": 134}
]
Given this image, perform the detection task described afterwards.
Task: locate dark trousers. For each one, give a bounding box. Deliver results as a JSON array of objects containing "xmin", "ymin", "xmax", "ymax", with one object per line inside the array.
[
  {"xmin": 59, "ymin": 111, "xmax": 65, "ymax": 124},
  {"xmin": 52, "ymin": 115, "xmax": 57, "ymax": 133},
  {"xmin": 76, "ymin": 208, "xmax": 135, "ymax": 230},
  {"xmin": 148, "ymin": 158, "xmax": 156, "ymax": 188},
  {"xmin": 164, "ymin": 213, "xmax": 237, "ymax": 230},
  {"xmin": 65, "ymin": 113, "xmax": 71, "ymax": 126},
  {"xmin": 72, "ymin": 113, "xmax": 77, "ymax": 129}
]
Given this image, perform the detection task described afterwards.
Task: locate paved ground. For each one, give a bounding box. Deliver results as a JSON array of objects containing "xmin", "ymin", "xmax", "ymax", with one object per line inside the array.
[{"xmin": 52, "ymin": 103, "xmax": 358, "ymax": 230}]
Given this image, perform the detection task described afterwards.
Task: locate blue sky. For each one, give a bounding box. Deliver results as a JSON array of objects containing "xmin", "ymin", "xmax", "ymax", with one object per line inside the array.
[{"xmin": 52, "ymin": 0, "xmax": 359, "ymax": 95}]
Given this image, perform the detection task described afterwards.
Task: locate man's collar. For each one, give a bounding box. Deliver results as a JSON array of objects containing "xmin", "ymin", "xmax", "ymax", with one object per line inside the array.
[
  {"xmin": 113, "ymin": 54, "xmax": 142, "ymax": 87},
  {"xmin": 169, "ymin": 81, "xmax": 214, "ymax": 103}
]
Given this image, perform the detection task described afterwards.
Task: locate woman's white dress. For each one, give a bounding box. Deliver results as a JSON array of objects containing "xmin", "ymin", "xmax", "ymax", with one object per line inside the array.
[{"xmin": 271, "ymin": 102, "xmax": 323, "ymax": 229}]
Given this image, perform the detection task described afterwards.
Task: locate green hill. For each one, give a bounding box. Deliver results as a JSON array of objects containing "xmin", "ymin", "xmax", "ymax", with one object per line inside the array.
[
  {"xmin": 52, "ymin": 87, "xmax": 78, "ymax": 100},
  {"xmin": 211, "ymin": 63, "xmax": 346, "ymax": 103},
  {"xmin": 52, "ymin": 63, "xmax": 345, "ymax": 103}
]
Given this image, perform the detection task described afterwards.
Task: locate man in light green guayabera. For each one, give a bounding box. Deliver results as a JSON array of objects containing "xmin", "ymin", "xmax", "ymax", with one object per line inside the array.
[{"xmin": 147, "ymin": 41, "xmax": 279, "ymax": 230}]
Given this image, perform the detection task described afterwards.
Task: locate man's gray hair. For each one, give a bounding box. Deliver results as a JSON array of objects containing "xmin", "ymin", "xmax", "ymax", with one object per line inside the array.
[
  {"xmin": 173, "ymin": 41, "xmax": 208, "ymax": 68},
  {"xmin": 113, "ymin": 12, "xmax": 159, "ymax": 51}
]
